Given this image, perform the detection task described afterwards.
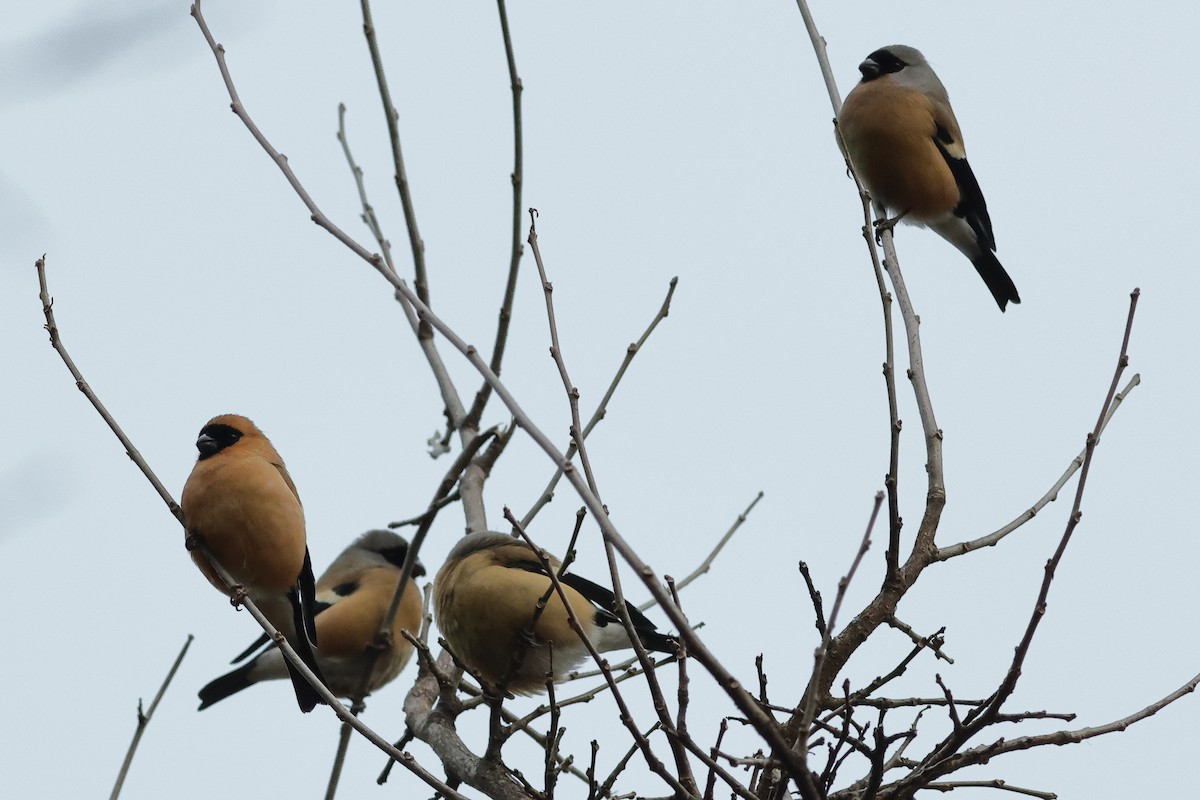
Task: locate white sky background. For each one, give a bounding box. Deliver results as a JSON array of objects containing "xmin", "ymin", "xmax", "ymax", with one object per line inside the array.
[{"xmin": 2, "ymin": 1, "xmax": 1196, "ymax": 797}]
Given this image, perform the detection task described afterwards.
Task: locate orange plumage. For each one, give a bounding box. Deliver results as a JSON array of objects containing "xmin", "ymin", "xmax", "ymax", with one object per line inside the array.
[{"xmin": 181, "ymin": 414, "xmax": 325, "ymax": 712}]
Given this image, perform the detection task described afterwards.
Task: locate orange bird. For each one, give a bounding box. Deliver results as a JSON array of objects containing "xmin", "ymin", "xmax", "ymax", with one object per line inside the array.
[{"xmin": 181, "ymin": 414, "xmax": 325, "ymax": 712}]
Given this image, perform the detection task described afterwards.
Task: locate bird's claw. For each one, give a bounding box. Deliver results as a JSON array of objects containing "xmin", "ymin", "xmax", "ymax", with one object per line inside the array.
[{"xmin": 872, "ymin": 213, "xmax": 904, "ymax": 245}]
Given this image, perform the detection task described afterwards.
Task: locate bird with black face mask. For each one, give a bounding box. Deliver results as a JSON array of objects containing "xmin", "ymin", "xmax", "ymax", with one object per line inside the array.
[
  {"xmin": 434, "ymin": 532, "xmax": 678, "ymax": 695},
  {"xmin": 198, "ymin": 529, "xmax": 425, "ymax": 709},
  {"xmin": 838, "ymin": 45, "xmax": 1021, "ymax": 311},
  {"xmin": 181, "ymin": 413, "xmax": 326, "ymax": 712}
]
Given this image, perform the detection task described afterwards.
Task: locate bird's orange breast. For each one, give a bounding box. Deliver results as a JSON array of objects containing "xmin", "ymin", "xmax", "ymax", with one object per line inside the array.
[
  {"xmin": 839, "ymin": 83, "xmax": 960, "ymax": 220},
  {"xmin": 181, "ymin": 454, "xmax": 306, "ymax": 593}
]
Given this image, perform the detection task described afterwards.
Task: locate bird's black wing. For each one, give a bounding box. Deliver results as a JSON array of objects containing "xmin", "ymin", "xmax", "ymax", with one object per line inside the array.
[
  {"xmin": 507, "ymin": 558, "xmax": 656, "ymax": 629},
  {"xmin": 230, "ymin": 633, "xmax": 271, "ymax": 664},
  {"xmin": 934, "ymin": 124, "xmax": 995, "ymax": 252}
]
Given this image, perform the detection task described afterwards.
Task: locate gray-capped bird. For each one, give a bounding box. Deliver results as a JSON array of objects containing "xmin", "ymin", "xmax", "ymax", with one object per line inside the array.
[
  {"xmin": 199, "ymin": 530, "xmax": 425, "ymax": 709},
  {"xmin": 839, "ymin": 45, "xmax": 1020, "ymax": 311}
]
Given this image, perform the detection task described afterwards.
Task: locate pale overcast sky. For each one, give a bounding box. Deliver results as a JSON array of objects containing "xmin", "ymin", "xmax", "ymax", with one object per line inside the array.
[{"xmin": 3, "ymin": 2, "xmax": 1197, "ymax": 798}]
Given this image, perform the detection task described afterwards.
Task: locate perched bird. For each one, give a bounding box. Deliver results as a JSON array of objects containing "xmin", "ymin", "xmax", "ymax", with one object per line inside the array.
[
  {"xmin": 838, "ymin": 45, "xmax": 1020, "ymax": 311},
  {"xmin": 199, "ymin": 530, "xmax": 425, "ymax": 710},
  {"xmin": 434, "ymin": 532, "xmax": 678, "ymax": 695},
  {"xmin": 180, "ymin": 413, "xmax": 326, "ymax": 712}
]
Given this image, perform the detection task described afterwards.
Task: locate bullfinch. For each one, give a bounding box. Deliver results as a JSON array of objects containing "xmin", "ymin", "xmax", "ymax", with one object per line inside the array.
[
  {"xmin": 198, "ymin": 529, "xmax": 425, "ymax": 709},
  {"xmin": 838, "ymin": 45, "xmax": 1021, "ymax": 311},
  {"xmin": 434, "ymin": 532, "xmax": 678, "ymax": 695},
  {"xmin": 180, "ymin": 413, "xmax": 326, "ymax": 712}
]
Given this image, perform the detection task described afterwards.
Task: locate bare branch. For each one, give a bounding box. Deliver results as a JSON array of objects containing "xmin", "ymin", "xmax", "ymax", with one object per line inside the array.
[
  {"xmin": 521, "ymin": 276, "xmax": 679, "ymax": 528},
  {"xmin": 356, "ymin": 0, "xmax": 429, "ymax": 318},
  {"xmin": 935, "ymin": 374, "xmax": 1140, "ymax": 561},
  {"xmin": 847, "ymin": 625, "xmax": 948, "ymax": 702},
  {"xmin": 797, "ymin": 492, "xmax": 883, "ymax": 767},
  {"xmin": 640, "ymin": 490, "xmax": 764, "ymax": 610},
  {"xmin": 36, "ymin": 258, "xmax": 183, "ymax": 525},
  {"xmin": 886, "ymin": 617, "xmax": 953, "ymax": 664},
  {"xmin": 798, "ymin": 560, "xmax": 827, "ymax": 637},
  {"xmin": 527, "ymin": 209, "xmax": 603, "ymax": 499},
  {"xmin": 110, "ymin": 636, "xmax": 193, "ymax": 800},
  {"xmin": 596, "ymin": 725, "xmax": 657, "ymax": 800},
  {"xmin": 463, "ymin": 0, "xmax": 526, "ymax": 431},
  {"xmin": 924, "ymin": 780, "xmax": 1056, "ymax": 799},
  {"xmin": 387, "ymin": 490, "xmax": 462, "ymax": 528},
  {"xmin": 792, "ymin": 0, "xmax": 843, "ymax": 112},
  {"xmin": 336, "ymin": 102, "xmax": 395, "ymax": 273}
]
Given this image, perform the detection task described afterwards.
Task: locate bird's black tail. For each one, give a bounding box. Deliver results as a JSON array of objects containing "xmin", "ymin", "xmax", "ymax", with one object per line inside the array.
[
  {"xmin": 287, "ymin": 588, "xmax": 328, "ymax": 713},
  {"xmin": 972, "ymin": 249, "xmax": 1021, "ymax": 312},
  {"xmin": 637, "ymin": 628, "xmax": 681, "ymax": 655},
  {"xmin": 198, "ymin": 661, "xmax": 258, "ymax": 710}
]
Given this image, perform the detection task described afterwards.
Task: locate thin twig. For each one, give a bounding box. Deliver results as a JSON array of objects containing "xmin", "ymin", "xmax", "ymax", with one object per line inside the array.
[
  {"xmin": 704, "ymin": 720, "xmax": 729, "ymax": 800},
  {"xmin": 336, "ymin": 102, "xmax": 395, "ymax": 274},
  {"xmin": 335, "ymin": 103, "xmax": 472, "ymax": 445},
  {"xmin": 110, "ymin": 636, "xmax": 193, "ymax": 800},
  {"xmin": 522, "ymin": 276, "xmax": 679, "ymax": 528},
  {"xmin": 924, "ymin": 780, "xmax": 1056, "ymax": 799},
  {"xmin": 545, "ymin": 668, "xmax": 562, "ymax": 797},
  {"xmin": 324, "ymin": 724, "xmax": 354, "ymax": 800},
  {"xmin": 388, "ymin": 490, "xmax": 462, "ymax": 528},
  {"xmin": 512, "ymin": 651, "xmax": 678, "ymax": 725},
  {"xmin": 357, "ymin": 0, "xmax": 429, "ymax": 321},
  {"xmin": 528, "ymin": 209, "xmax": 602, "ymax": 499},
  {"xmin": 846, "ymin": 625, "xmax": 948, "ymax": 702},
  {"xmin": 597, "ymin": 725, "xmax": 659, "ymax": 800},
  {"xmin": 793, "ymin": 0, "xmax": 842, "ymax": 112},
  {"xmin": 324, "ymin": 429, "xmax": 493, "ymax": 797},
  {"xmin": 797, "ymin": 493, "xmax": 883, "ymax": 768},
  {"xmin": 934, "ymin": 374, "xmax": 1140, "ymax": 561},
  {"xmin": 640, "ymin": 490, "xmax": 764, "ymax": 610},
  {"xmin": 36, "ymin": 258, "xmax": 183, "ymax": 524},
  {"xmin": 798, "ymin": 561, "xmax": 827, "ymax": 637},
  {"xmin": 463, "ymin": 0, "xmax": 525, "ymax": 431},
  {"xmin": 887, "ymin": 617, "xmax": 952, "ymax": 663}
]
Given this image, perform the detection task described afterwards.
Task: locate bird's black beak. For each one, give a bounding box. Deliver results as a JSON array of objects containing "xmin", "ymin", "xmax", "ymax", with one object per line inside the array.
[
  {"xmin": 196, "ymin": 433, "xmax": 221, "ymax": 457},
  {"xmin": 858, "ymin": 58, "xmax": 880, "ymax": 80}
]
